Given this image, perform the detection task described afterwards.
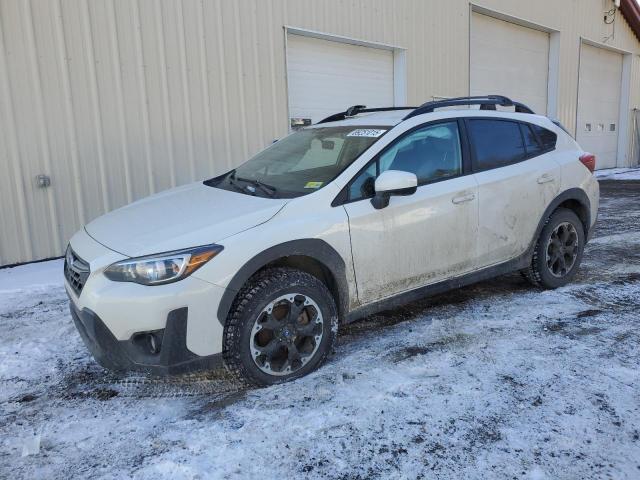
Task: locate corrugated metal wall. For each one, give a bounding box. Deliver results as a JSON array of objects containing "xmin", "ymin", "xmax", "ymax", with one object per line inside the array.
[{"xmin": 1, "ymin": 0, "xmax": 639, "ymax": 265}]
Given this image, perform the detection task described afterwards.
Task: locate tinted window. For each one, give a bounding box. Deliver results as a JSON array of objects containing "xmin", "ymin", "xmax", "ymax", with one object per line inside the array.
[
  {"xmin": 531, "ymin": 124, "xmax": 557, "ymax": 151},
  {"xmin": 348, "ymin": 122, "xmax": 463, "ymax": 201},
  {"xmin": 521, "ymin": 124, "xmax": 542, "ymax": 156},
  {"xmin": 468, "ymin": 119, "xmax": 526, "ymax": 170}
]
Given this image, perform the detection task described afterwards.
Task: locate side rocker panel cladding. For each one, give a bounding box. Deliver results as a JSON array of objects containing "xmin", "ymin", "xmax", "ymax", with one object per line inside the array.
[{"xmin": 216, "ymin": 239, "xmax": 349, "ymax": 326}]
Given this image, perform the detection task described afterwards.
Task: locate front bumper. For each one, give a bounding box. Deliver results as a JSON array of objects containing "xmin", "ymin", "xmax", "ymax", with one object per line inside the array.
[
  {"xmin": 66, "ymin": 228, "xmax": 228, "ymax": 361},
  {"xmin": 69, "ymin": 299, "xmax": 222, "ymax": 375}
]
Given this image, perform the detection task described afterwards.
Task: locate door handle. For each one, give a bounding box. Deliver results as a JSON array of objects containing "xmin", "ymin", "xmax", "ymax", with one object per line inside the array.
[
  {"xmin": 537, "ymin": 173, "xmax": 555, "ymax": 184},
  {"xmin": 452, "ymin": 193, "xmax": 475, "ymax": 204}
]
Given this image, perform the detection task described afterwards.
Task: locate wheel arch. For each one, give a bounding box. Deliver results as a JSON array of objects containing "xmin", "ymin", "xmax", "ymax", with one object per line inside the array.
[
  {"xmin": 532, "ymin": 188, "xmax": 592, "ymax": 250},
  {"xmin": 216, "ymin": 239, "xmax": 349, "ymax": 326}
]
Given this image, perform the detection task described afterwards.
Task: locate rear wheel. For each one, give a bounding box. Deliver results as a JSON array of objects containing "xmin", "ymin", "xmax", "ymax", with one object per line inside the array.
[
  {"xmin": 523, "ymin": 208, "xmax": 585, "ymax": 289},
  {"xmin": 223, "ymin": 267, "xmax": 338, "ymax": 386}
]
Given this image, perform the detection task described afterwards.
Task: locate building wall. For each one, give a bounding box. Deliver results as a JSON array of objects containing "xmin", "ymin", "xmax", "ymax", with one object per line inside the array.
[{"xmin": 1, "ymin": 0, "xmax": 639, "ymax": 265}]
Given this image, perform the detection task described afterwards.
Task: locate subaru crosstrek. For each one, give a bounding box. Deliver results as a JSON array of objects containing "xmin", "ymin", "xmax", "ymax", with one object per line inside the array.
[{"xmin": 64, "ymin": 96, "xmax": 599, "ymax": 386}]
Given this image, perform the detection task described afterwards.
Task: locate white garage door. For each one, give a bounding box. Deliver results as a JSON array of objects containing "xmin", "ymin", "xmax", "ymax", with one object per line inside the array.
[
  {"xmin": 576, "ymin": 43, "xmax": 623, "ymax": 170},
  {"xmin": 286, "ymin": 34, "xmax": 394, "ymax": 126},
  {"xmin": 471, "ymin": 13, "xmax": 549, "ymax": 115}
]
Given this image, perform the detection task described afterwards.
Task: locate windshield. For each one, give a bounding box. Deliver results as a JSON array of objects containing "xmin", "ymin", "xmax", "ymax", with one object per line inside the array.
[{"xmin": 207, "ymin": 126, "xmax": 388, "ymax": 198}]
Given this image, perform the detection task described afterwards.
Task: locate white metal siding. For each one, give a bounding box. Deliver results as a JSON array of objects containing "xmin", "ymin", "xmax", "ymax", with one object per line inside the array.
[
  {"xmin": 470, "ymin": 12, "xmax": 550, "ymax": 114},
  {"xmin": 0, "ymin": 0, "xmax": 639, "ymax": 265},
  {"xmin": 287, "ymin": 34, "xmax": 394, "ymax": 124},
  {"xmin": 576, "ymin": 43, "xmax": 624, "ymax": 169}
]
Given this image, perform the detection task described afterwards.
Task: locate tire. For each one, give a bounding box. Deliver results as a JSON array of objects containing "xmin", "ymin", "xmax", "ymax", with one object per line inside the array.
[
  {"xmin": 222, "ymin": 267, "xmax": 338, "ymax": 386},
  {"xmin": 523, "ymin": 208, "xmax": 585, "ymax": 289}
]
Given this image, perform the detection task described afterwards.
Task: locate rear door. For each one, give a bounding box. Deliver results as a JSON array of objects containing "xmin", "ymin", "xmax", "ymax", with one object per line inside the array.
[
  {"xmin": 342, "ymin": 120, "xmax": 479, "ymax": 303},
  {"xmin": 468, "ymin": 118, "xmax": 562, "ymax": 267}
]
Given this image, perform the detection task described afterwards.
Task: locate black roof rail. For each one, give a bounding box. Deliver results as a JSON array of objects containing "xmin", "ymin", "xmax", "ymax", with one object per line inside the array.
[
  {"xmin": 403, "ymin": 95, "xmax": 535, "ymax": 120},
  {"xmin": 318, "ymin": 105, "xmax": 418, "ymax": 124},
  {"xmin": 317, "ymin": 96, "xmax": 535, "ymax": 125}
]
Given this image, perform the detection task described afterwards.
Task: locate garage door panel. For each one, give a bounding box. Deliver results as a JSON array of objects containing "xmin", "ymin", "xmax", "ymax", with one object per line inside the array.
[
  {"xmin": 287, "ymin": 34, "xmax": 394, "ymax": 124},
  {"xmin": 576, "ymin": 44, "xmax": 622, "ymax": 169},
  {"xmin": 470, "ymin": 12, "xmax": 549, "ymax": 115}
]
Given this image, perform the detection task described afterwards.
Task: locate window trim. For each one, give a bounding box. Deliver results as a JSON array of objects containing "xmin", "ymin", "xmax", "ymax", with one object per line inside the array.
[
  {"xmin": 332, "ymin": 118, "xmax": 471, "ymax": 206},
  {"xmin": 519, "ymin": 122, "xmax": 543, "ymax": 158},
  {"xmin": 465, "ymin": 117, "xmax": 558, "ymax": 174},
  {"xmin": 528, "ymin": 122, "xmax": 558, "ymax": 156}
]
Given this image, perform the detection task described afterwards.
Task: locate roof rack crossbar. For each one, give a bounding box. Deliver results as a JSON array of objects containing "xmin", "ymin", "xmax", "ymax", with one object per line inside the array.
[
  {"xmin": 403, "ymin": 95, "xmax": 534, "ymax": 119},
  {"xmin": 318, "ymin": 105, "xmax": 418, "ymax": 124}
]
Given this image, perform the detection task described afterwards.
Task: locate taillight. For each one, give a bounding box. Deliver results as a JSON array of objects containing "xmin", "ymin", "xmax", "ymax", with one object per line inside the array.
[{"xmin": 579, "ymin": 153, "xmax": 596, "ymax": 173}]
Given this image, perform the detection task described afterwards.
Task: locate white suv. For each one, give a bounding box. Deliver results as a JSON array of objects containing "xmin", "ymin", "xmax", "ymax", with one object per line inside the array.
[{"xmin": 65, "ymin": 96, "xmax": 599, "ymax": 385}]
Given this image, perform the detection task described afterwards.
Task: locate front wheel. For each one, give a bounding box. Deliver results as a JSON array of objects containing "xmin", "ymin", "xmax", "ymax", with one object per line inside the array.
[
  {"xmin": 222, "ymin": 267, "xmax": 338, "ymax": 386},
  {"xmin": 523, "ymin": 208, "xmax": 585, "ymax": 289}
]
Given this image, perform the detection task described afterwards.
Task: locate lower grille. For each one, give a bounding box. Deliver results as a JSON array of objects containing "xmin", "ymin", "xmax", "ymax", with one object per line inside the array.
[{"xmin": 64, "ymin": 247, "xmax": 90, "ymax": 296}]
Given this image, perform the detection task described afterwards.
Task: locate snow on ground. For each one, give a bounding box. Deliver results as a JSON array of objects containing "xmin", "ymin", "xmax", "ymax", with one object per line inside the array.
[
  {"xmin": 0, "ymin": 258, "xmax": 63, "ymax": 291},
  {"xmin": 1, "ymin": 182, "xmax": 640, "ymax": 479},
  {"xmin": 595, "ymin": 167, "xmax": 640, "ymax": 181}
]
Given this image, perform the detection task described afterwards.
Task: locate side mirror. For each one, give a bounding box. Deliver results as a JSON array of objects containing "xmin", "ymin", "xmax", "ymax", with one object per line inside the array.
[{"xmin": 371, "ymin": 170, "xmax": 418, "ymax": 209}]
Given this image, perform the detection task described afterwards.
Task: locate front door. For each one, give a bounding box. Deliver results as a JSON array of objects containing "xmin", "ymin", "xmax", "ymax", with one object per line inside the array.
[{"xmin": 342, "ymin": 120, "xmax": 479, "ymax": 304}]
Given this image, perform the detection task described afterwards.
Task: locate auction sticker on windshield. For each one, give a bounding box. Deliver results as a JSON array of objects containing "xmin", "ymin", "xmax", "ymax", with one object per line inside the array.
[{"xmin": 347, "ymin": 129, "xmax": 387, "ymax": 138}]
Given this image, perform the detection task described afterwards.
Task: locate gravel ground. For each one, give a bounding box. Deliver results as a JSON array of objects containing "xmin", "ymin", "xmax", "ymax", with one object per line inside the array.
[{"xmin": 0, "ymin": 180, "xmax": 639, "ymax": 479}]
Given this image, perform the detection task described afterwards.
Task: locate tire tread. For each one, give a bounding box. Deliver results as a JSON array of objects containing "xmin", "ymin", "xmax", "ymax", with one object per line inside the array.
[
  {"xmin": 522, "ymin": 207, "xmax": 584, "ymax": 289},
  {"xmin": 222, "ymin": 267, "xmax": 336, "ymax": 386}
]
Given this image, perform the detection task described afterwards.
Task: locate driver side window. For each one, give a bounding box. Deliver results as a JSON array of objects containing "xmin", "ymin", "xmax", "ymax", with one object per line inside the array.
[{"xmin": 348, "ymin": 121, "xmax": 463, "ymax": 202}]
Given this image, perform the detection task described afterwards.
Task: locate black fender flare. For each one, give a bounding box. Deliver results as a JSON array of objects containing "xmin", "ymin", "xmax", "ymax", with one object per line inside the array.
[
  {"xmin": 216, "ymin": 239, "xmax": 350, "ymax": 325},
  {"xmin": 528, "ymin": 188, "xmax": 592, "ymax": 255}
]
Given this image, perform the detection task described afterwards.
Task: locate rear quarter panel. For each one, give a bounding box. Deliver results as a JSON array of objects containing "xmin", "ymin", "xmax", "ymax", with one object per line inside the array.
[{"xmin": 553, "ymin": 127, "xmax": 600, "ymax": 228}]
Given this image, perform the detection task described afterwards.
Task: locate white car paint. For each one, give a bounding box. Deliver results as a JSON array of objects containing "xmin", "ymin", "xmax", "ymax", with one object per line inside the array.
[
  {"xmin": 473, "ymin": 149, "xmax": 563, "ymax": 267},
  {"xmin": 84, "ymin": 182, "xmax": 288, "ymax": 257},
  {"xmin": 374, "ymin": 170, "xmax": 418, "ymax": 192},
  {"xmin": 346, "ymin": 173, "xmax": 479, "ymax": 301},
  {"xmin": 66, "ymin": 106, "xmax": 599, "ymax": 363}
]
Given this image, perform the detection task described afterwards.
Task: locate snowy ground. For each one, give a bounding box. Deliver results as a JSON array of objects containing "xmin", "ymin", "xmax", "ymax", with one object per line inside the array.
[
  {"xmin": 1, "ymin": 180, "xmax": 639, "ymax": 480},
  {"xmin": 595, "ymin": 167, "xmax": 640, "ymax": 181}
]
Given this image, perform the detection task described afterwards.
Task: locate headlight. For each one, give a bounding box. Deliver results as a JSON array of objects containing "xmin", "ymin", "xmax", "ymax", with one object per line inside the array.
[{"xmin": 104, "ymin": 244, "xmax": 223, "ymax": 285}]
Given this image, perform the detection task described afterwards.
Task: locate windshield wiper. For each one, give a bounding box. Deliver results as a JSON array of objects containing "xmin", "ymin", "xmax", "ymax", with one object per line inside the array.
[
  {"xmin": 227, "ymin": 173, "xmax": 247, "ymax": 193},
  {"xmin": 241, "ymin": 178, "xmax": 277, "ymax": 197},
  {"xmin": 229, "ymin": 171, "xmax": 277, "ymax": 197}
]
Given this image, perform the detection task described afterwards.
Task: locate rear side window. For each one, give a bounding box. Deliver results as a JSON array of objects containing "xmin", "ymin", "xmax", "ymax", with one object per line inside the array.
[
  {"xmin": 468, "ymin": 119, "xmax": 526, "ymax": 171},
  {"xmin": 530, "ymin": 124, "xmax": 558, "ymax": 151},
  {"xmin": 521, "ymin": 124, "xmax": 543, "ymax": 156}
]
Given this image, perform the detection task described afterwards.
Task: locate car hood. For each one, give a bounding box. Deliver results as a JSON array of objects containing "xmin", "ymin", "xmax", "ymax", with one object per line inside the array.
[{"xmin": 84, "ymin": 182, "xmax": 287, "ymax": 257}]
